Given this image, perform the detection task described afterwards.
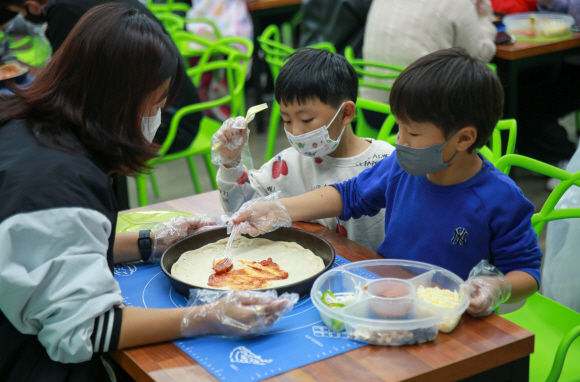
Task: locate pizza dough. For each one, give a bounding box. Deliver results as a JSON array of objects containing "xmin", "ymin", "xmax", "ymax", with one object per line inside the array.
[{"xmin": 171, "ymin": 236, "xmax": 325, "ymax": 290}]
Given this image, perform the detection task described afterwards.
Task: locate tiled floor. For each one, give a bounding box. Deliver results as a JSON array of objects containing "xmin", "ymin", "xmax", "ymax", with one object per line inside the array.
[{"xmin": 127, "ymin": 108, "xmax": 578, "ymax": 313}]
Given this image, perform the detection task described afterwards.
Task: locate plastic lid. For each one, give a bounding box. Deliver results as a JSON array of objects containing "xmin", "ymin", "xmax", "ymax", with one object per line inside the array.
[{"xmin": 311, "ymin": 259, "xmax": 469, "ymax": 345}]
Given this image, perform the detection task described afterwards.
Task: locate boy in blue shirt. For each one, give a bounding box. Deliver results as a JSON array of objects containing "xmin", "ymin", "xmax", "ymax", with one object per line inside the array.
[{"xmin": 229, "ymin": 47, "xmax": 542, "ymax": 317}]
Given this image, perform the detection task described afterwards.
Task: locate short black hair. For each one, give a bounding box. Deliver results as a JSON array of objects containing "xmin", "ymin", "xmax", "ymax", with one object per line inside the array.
[
  {"xmin": 390, "ymin": 47, "xmax": 504, "ymax": 152},
  {"xmin": 275, "ymin": 48, "xmax": 358, "ymax": 108}
]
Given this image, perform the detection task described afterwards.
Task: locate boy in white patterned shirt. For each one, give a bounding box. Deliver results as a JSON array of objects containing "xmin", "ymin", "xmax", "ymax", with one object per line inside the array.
[{"xmin": 213, "ymin": 48, "xmax": 394, "ymax": 252}]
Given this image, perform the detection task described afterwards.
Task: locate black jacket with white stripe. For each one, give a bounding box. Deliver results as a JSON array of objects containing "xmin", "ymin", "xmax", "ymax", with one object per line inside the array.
[{"xmin": 0, "ymin": 119, "xmax": 123, "ymax": 381}]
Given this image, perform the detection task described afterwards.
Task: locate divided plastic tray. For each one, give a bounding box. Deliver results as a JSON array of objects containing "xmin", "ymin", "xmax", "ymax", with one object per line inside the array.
[
  {"xmin": 311, "ymin": 259, "xmax": 469, "ymax": 346},
  {"xmin": 503, "ymin": 12, "xmax": 574, "ymax": 42}
]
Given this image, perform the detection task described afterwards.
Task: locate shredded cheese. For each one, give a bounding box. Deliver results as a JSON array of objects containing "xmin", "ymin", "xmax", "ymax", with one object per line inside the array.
[
  {"xmin": 416, "ymin": 286, "xmax": 460, "ymax": 309},
  {"xmin": 416, "ymin": 286, "xmax": 463, "ymax": 333}
]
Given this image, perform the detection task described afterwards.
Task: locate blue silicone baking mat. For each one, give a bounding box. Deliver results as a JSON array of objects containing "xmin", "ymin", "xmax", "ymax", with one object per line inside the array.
[{"xmin": 114, "ymin": 255, "xmax": 365, "ymax": 381}]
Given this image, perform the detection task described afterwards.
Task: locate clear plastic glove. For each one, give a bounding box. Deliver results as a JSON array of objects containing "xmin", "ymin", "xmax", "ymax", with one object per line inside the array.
[
  {"xmin": 150, "ymin": 215, "xmax": 218, "ymax": 260},
  {"xmin": 227, "ymin": 191, "xmax": 292, "ymax": 237},
  {"xmin": 461, "ymin": 260, "xmax": 512, "ymax": 317},
  {"xmin": 181, "ymin": 290, "xmax": 299, "ymax": 337},
  {"xmin": 211, "ymin": 116, "xmax": 251, "ymax": 168}
]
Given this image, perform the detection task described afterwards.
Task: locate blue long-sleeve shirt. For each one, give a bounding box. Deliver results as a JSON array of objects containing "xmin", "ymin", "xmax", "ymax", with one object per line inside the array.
[{"xmin": 332, "ymin": 152, "xmax": 542, "ymax": 284}]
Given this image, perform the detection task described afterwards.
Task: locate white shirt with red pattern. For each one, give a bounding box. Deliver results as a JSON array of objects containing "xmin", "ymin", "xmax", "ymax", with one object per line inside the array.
[{"xmin": 217, "ymin": 139, "xmax": 394, "ymax": 252}]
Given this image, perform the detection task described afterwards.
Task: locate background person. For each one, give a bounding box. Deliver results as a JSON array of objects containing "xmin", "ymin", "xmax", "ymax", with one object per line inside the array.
[
  {"xmin": 0, "ymin": 0, "xmax": 202, "ymax": 154},
  {"xmin": 360, "ymin": 0, "xmax": 496, "ymax": 129}
]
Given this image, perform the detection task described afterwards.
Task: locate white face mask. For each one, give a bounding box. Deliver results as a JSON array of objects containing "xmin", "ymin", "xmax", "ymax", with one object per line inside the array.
[
  {"xmin": 141, "ymin": 108, "xmax": 162, "ymax": 143},
  {"xmin": 284, "ymin": 102, "xmax": 346, "ymax": 158},
  {"xmin": 285, "ymin": 102, "xmax": 346, "ymax": 158}
]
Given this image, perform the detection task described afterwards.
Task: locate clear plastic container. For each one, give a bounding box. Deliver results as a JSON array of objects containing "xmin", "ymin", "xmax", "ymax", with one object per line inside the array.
[
  {"xmin": 503, "ymin": 13, "xmax": 574, "ymax": 42},
  {"xmin": 311, "ymin": 259, "xmax": 469, "ymax": 346}
]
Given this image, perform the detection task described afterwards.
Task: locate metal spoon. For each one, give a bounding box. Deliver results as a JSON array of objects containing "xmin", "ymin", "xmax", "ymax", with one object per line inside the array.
[{"xmin": 212, "ymin": 103, "xmax": 268, "ymax": 151}]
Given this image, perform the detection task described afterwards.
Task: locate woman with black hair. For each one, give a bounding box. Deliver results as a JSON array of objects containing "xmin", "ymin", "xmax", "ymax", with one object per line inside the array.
[{"xmin": 0, "ymin": 4, "xmax": 290, "ymax": 381}]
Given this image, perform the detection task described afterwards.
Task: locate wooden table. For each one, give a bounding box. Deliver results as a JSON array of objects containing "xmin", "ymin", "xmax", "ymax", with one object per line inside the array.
[
  {"xmin": 111, "ymin": 191, "xmax": 534, "ymax": 382},
  {"xmin": 493, "ymin": 32, "xmax": 580, "ymax": 119},
  {"xmin": 247, "ymin": 0, "xmax": 301, "ymax": 11}
]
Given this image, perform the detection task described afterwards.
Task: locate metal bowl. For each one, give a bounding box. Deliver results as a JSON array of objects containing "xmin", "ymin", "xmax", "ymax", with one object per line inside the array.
[{"xmin": 161, "ymin": 227, "xmax": 336, "ymax": 297}]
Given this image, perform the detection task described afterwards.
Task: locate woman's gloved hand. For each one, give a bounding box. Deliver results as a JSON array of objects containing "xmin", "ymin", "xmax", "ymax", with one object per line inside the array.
[
  {"xmin": 462, "ymin": 260, "xmax": 512, "ymax": 317},
  {"xmin": 228, "ymin": 192, "xmax": 292, "ymax": 237},
  {"xmin": 181, "ymin": 290, "xmax": 299, "ymax": 337},
  {"xmin": 211, "ymin": 116, "xmax": 248, "ymax": 168},
  {"xmin": 151, "ymin": 215, "xmax": 217, "ymax": 259}
]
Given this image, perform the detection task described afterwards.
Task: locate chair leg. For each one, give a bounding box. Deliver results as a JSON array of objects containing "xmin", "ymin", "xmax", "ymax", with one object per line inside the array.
[
  {"xmin": 265, "ymin": 99, "xmax": 281, "ymax": 163},
  {"xmin": 545, "ymin": 325, "xmax": 580, "ymax": 382},
  {"xmin": 186, "ymin": 156, "xmax": 203, "ymax": 194},
  {"xmin": 150, "ymin": 171, "xmax": 160, "ymax": 197},
  {"xmin": 136, "ymin": 175, "xmax": 149, "ymax": 207}
]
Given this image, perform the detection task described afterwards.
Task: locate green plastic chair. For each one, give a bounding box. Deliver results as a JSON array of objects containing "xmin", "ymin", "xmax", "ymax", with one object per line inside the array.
[
  {"xmin": 258, "ymin": 24, "xmax": 336, "ymax": 162},
  {"xmin": 171, "ymin": 31, "xmax": 251, "ymax": 75},
  {"xmin": 146, "ymin": 0, "xmax": 190, "ymax": 15},
  {"xmin": 477, "ymin": 119, "xmax": 518, "ymax": 173},
  {"xmin": 156, "ymin": 12, "xmax": 185, "ymax": 35},
  {"xmin": 177, "ymin": 33, "xmax": 253, "ymax": 78},
  {"xmin": 168, "ymin": 17, "xmax": 222, "ymax": 46},
  {"xmin": 494, "ymin": 154, "xmax": 580, "ymax": 382},
  {"xmin": 135, "ymin": 56, "xmax": 247, "ymax": 206},
  {"xmin": 7, "ymin": 35, "xmax": 51, "ymax": 67},
  {"xmin": 358, "ymin": 98, "xmax": 396, "ymax": 141},
  {"xmin": 344, "ymin": 46, "xmax": 405, "ymax": 140},
  {"xmin": 171, "ymin": 32, "xmax": 252, "ymax": 113}
]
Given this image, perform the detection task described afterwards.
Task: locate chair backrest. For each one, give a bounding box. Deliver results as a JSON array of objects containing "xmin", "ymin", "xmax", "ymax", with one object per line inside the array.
[
  {"xmin": 171, "ymin": 31, "xmax": 253, "ymax": 80},
  {"xmin": 195, "ymin": 36, "xmax": 253, "ymax": 78},
  {"xmin": 146, "ymin": 0, "xmax": 191, "ymax": 15},
  {"xmin": 258, "ymin": 24, "xmax": 336, "ymax": 82},
  {"xmin": 344, "ymin": 46, "xmax": 403, "ymax": 138},
  {"xmin": 185, "ymin": 17, "xmax": 222, "ymax": 40},
  {"xmin": 159, "ymin": 56, "xmax": 246, "ymax": 156},
  {"xmin": 495, "ymin": 154, "xmax": 580, "ymax": 237},
  {"xmin": 477, "ymin": 119, "xmax": 517, "ymax": 173},
  {"xmin": 496, "ymin": 154, "xmax": 580, "ymax": 382},
  {"xmin": 258, "ymin": 25, "xmax": 295, "ymax": 81},
  {"xmin": 156, "ymin": 12, "xmax": 185, "ymax": 35},
  {"xmin": 344, "ymin": 45, "xmax": 405, "ymax": 93},
  {"xmin": 355, "ymin": 98, "xmax": 396, "ymax": 141}
]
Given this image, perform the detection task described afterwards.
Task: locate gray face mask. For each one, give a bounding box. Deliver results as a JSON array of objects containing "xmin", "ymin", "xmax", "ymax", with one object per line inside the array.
[{"xmin": 395, "ymin": 131, "xmax": 460, "ymax": 176}]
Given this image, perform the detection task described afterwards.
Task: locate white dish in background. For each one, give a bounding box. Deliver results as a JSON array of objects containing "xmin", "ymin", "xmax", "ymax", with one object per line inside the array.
[{"xmin": 503, "ymin": 12, "xmax": 574, "ymax": 40}]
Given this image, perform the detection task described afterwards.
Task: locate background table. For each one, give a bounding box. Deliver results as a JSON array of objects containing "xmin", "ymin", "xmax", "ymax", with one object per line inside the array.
[
  {"xmin": 247, "ymin": 0, "xmax": 301, "ymax": 11},
  {"xmin": 493, "ymin": 32, "xmax": 580, "ymax": 119},
  {"xmin": 111, "ymin": 190, "xmax": 534, "ymax": 382}
]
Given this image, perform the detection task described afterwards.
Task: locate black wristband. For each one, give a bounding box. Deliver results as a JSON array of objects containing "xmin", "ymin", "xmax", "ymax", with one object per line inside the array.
[{"xmin": 138, "ymin": 230, "xmax": 152, "ymax": 262}]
